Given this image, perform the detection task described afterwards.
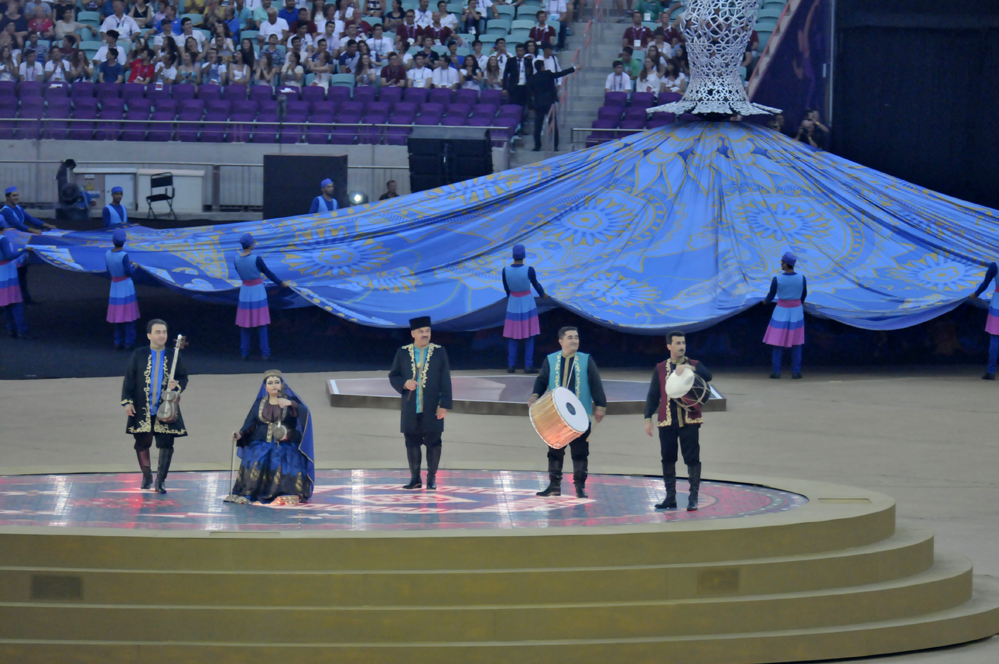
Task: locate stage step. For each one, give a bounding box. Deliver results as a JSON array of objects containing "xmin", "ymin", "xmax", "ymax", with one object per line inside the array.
[
  {"xmin": 0, "ymin": 527, "xmax": 934, "ymax": 607},
  {"xmin": 0, "ymin": 554, "xmax": 973, "ymax": 643}
]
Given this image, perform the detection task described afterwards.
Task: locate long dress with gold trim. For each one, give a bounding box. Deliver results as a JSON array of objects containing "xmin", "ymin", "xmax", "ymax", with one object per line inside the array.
[{"xmin": 231, "ymin": 399, "xmax": 313, "ymax": 503}]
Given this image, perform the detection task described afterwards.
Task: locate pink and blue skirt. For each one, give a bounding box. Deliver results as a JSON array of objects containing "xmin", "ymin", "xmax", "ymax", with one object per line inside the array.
[
  {"xmin": 763, "ymin": 299, "xmax": 805, "ymax": 347},
  {"xmin": 0, "ymin": 259, "xmax": 22, "ymax": 307},
  {"xmin": 503, "ymin": 290, "xmax": 540, "ymax": 339},
  {"xmin": 107, "ymin": 276, "xmax": 140, "ymax": 323},
  {"xmin": 987, "ymin": 297, "xmax": 999, "ymax": 335},
  {"xmin": 236, "ymin": 278, "xmax": 271, "ymax": 328}
]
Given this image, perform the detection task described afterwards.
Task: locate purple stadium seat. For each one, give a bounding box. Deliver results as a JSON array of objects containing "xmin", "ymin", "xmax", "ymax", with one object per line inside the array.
[
  {"xmin": 258, "ymin": 100, "xmax": 278, "ymax": 114},
  {"xmin": 604, "ymin": 91, "xmax": 628, "ymax": 107},
  {"xmin": 228, "ymin": 102, "xmax": 257, "ymax": 143},
  {"xmin": 358, "ymin": 114, "xmax": 387, "ymax": 144},
  {"xmin": 466, "ymin": 115, "xmax": 491, "ymax": 129},
  {"xmin": 286, "ymin": 100, "xmax": 309, "ymax": 115},
  {"xmin": 276, "ymin": 85, "xmax": 301, "ymax": 99},
  {"xmin": 403, "ymin": 87, "xmax": 429, "ymax": 105},
  {"xmin": 100, "ymin": 97, "xmax": 125, "ymax": 112},
  {"xmin": 428, "ymin": 88, "xmax": 452, "ymax": 106},
  {"xmin": 279, "ymin": 112, "xmax": 307, "ymax": 143},
  {"xmin": 328, "ymin": 86, "xmax": 351, "ymax": 104},
  {"xmin": 645, "ymin": 115, "xmax": 674, "ymax": 129},
  {"xmin": 176, "ymin": 110, "xmax": 202, "ymax": 142},
  {"xmin": 630, "ymin": 92, "xmax": 655, "ymax": 109},
  {"xmin": 121, "ymin": 101, "xmax": 151, "ymax": 141},
  {"xmin": 378, "ymin": 86, "xmax": 402, "ymax": 106},
  {"xmin": 95, "ymin": 106, "xmax": 124, "ymax": 140},
  {"xmin": 309, "ymin": 100, "xmax": 336, "ymax": 116},
  {"xmin": 17, "ymin": 98, "xmax": 43, "ymax": 139},
  {"xmin": 171, "ymin": 84, "xmax": 196, "ymax": 102},
  {"xmin": 43, "ymin": 82, "xmax": 70, "ymax": 99},
  {"xmin": 598, "ymin": 106, "xmax": 622, "ymax": 121},
  {"xmin": 441, "ymin": 114, "xmax": 467, "ymax": 127},
  {"xmin": 232, "ymin": 100, "xmax": 258, "ymax": 115},
  {"xmin": 366, "ymin": 101, "xmax": 390, "ymax": 116},
  {"xmin": 121, "ymin": 83, "xmax": 146, "ymax": 102},
  {"xmin": 497, "ymin": 104, "xmax": 523, "ymax": 118},
  {"xmin": 223, "ymin": 84, "xmax": 248, "ymax": 101},
  {"xmin": 70, "ymin": 82, "xmax": 95, "ymax": 99},
  {"xmin": 305, "ymin": 113, "xmax": 332, "ymax": 144},
  {"xmin": 301, "ymin": 86, "xmax": 325, "ymax": 104},
  {"xmin": 206, "ymin": 99, "xmax": 232, "ymax": 114},
  {"xmin": 472, "ymin": 103, "xmax": 497, "ymax": 117},
  {"xmin": 413, "ymin": 114, "xmax": 440, "ymax": 126},
  {"xmin": 250, "ymin": 85, "xmax": 274, "ymax": 103},
  {"xmin": 330, "ymin": 112, "xmax": 360, "ymax": 144},
  {"xmin": 420, "ymin": 102, "xmax": 444, "ymax": 117},
  {"xmin": 0, "ymin": 97, "xmax": 15, "ymax": 139},
  {"xmin": 44, "ymin": 98, "xmax": 71, "ymax": 140},
  {"xmin": 384, "ymin": 127, "xmax": 410, "ymax": 145},
  {"xmin": 445, "ymin": 103, "xmax": 470, "ymax": 119},
  {"xmin": 18, "ymin": 81, "xmax": 42, "ymax": 98},
  {"xmin": 489, "ymin": 117, "xmax": 517, "ymax": 147},
  {"xmin": 353, "ymin": 86, "xmax": 376, "ymax": 105},
  {"xmin": 201, "ymin": 108, "xmax": 230, "ymax": 142},
  {"xmin": 586, "ymin": 118, "xmax": 618, "ymax": 146},
  {"xmin": 146, "ymin": 110, "xmax": 176, "ymax": 141},
  {"xmin": 623, "ymin": 107, "xmax": 647, "ymax": 122},
  {"xmin": 392, "ymin": 101, "xmax": 417, "ymax": 117},
  {"xmin": 336, "ymin": 101, "xmax": 364, "ymax": 117},
  {"xmin": 480, "ymin": 89, "xmax": 502, "ymax": 106},
  {"xmin": 68, "ymin": 103, "xmax": 98, "ymax": 140},
  {"xmin": 618, "ymin": 119, "xmax": 645, "ymax": 137},
  {"xmin": 147, "ymin": 87, "xmax": 171, "ymax": 105},
  {"xmin": 95, "ymin": 82, "xmax": 120, "ymax": 99},
  {"xmin": 657, "ymin": 91, "xmax": 682, "ymax": 104},
  {"xmin": 151, "ymin": 98, "xmax": 177, "ymax": 115},
  {"xmin": 198, "ymin": 84, "xmax": 223, "ymax": 101},
  {"xmin": 0, "ymin": 81, "xmax": 15, "ymax": 98},
  {"xmin": 251, "ymin": 112, "xmax": 278, "ymax": 143},
  {"xmin": 126, "ymin": 98, "xmax": 152, "ymax": 114},
  {"xmin": 454, "ymin": 89, "xmax": 478, "ymax": 107}
]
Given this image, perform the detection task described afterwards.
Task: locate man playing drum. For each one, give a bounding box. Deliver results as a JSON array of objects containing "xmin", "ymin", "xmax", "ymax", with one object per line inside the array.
[
  {"xmin": 644, "ymin": 330, "xmax": 713, "ymax": 511},
  {"xmin": 528, "ymin": 326, "xmax": 607, "ymax": 498}
]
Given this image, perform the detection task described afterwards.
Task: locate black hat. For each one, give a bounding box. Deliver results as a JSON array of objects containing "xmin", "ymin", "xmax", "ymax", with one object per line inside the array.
[{"xmin": 409, "ymin": 316, "xmax": 431, "ymax": 330}]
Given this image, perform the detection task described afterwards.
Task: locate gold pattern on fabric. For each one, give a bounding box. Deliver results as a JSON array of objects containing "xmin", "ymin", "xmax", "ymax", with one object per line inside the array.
[{"xmin": 170, "ymin": 238, "xmax": 229, "ymax": 279}]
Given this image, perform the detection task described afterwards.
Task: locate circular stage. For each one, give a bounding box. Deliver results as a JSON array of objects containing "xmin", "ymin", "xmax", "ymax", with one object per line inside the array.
[{"xmin": 0, "ymin": 470, "xmax": 805, "ymax": 531}]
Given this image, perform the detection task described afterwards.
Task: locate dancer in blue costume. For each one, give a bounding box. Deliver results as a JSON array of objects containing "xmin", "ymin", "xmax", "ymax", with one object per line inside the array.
[
  {"xmin": 234, "ymin": 233, "xmax": 289, "ymax": 361},
  {"xmin": 229, "ymin": 369, "xmax": 315, "ymax": 505},
  {"xmin": 763, "ymin": 251, "xmax": 807, "ymax": 379},
  {"xmin": 2, "ymin": 185, "xmax": 56, "ymax": 305},
  {"xmin": 0, "ymin": 215, "xmax": 29, "ymax": 338},
  {"xmin": 102, "ymin": 186, "xmax": 129, "ymax": 228},
  {"xmin": 529, "ymin": 326, "xmax": 607, "ymax": 498},
  {"xmin": 105, "ymin": 228, "xmax": 141, "ymax": 350},
  {"xmin": 502, "ymin": 243, "xmax": 547, "ymax": 373},
  {"xmin": 308, "ymin": 178, "xmax": 339, "ymax": 213},
  {"xmin": 971, "ymin": 261, "xmax": 999, "ymax": 380}
]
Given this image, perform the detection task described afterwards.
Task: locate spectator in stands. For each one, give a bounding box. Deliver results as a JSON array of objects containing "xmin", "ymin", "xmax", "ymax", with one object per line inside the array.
[
  {"xmin": 766, "ymin": 112, "xmax": 784, "ymax": 134},
  {"xmin": 622, "ymin": 10, "xmax": 652, "ymax": 48},
  {"xmin": 128, "ymin": 47, "xmax": 156, "ymax": 83},
  {"xmin": 458, "ymin": 0, "xmax": 480, "ymax": 35},
  {"xmin": 380, "ymin": 51, "xmax": 406, "ymax": 86},
  {"xmin": 445, "ymin": 39, "xmax": 462, "ymax": 68},
  {"xmin": 470, "ymin": 39, "xmax": 487, "ymax": 70},
  {"xmin": 0, "ymin": 45, "xmax": 16, "ymax": 82},
  {"xmin": 201, "ymin": 48, "xmax": 227, "ymax": 84},
  {"xmin": 619, "ymin": 45, "xmax": 640, "ymax": 78},
  {"xmin": 484, "ymin": 54, "xmax": 502, "ymax": 90},
  {"xmin": 212, "ymin": 22, "xmax": 236, "ymax": 55},
  {"xmin": 397, "ymin": 9, "xmax": 419, "ymax": 44},
  {"xmin": 338, "ymin": 38, "xmax": 359, "ymax": 72},
  {"xmin": 795, "ymin": 116, "xmax": 818, "ymax": 148},
  {"xmin": 543, "ymin": 0, "xmax": 569, "ymax": 50},
  {"xmin": 529, "ymin": 11, "xmax": 556, "ymax": 50},
  {"xmin": 309, "ymin": 0, "xmax": 326, "ymax": 23},
  {"xmin": 343, "ymin": 21, "xmax": 363, "ymax": 48},
  {"xmin": 437, "ymin": 0, "xmax": 458, "ymax": 30},
  {"xmin": 635, "ymin": 56, "xmax": 661, "ymax": 94},
  {"xmin": 229, "ymin": 47, "xmax": 251, "ymax": 84},
  {"xmin": 98, "ymin": 47, "xmax": 123, "ymax": 83},
  {"xmin": 604, "ymin": 59, "xmax": 629, "ymax": 93},
  {"xmin": 182, "ymin": 36, "xmax": 203, "ymax": 64},
  {"xmin": 28, "ymin": 6, "xmax": 53, "ymax": 40},
  {"xmin": 645, "ymin": 43, "xmax": 665, "ymax": 73},
  {"xmin": 279, "ymin": 51, "xmax": 303, "ymax": 87},
  {"xmin": 253, "ymin": 0, "xmax": 275, "ymax": 33},
  {"xmin": 69, "ymin": 49, "xmax": 94, "ymax": 81},
  {"xmin": 131, "ymin": 0, "xmax": 155, "ymax": 31},
  {"xmin": 261, "ymin": 33, "xmax": 284, "ymax": 66},
  {"xmin": 17, "ymin": 47, "xmax": 42, "ymax": 81},
  {"xmin": 239, "ymin": 37, "xmax": 256, "ymax": 70},
  {"xmin": 180, "ymin": 18, "xmax": 208, "ymax": 53},
  {"xmin": 187, "ymin": 0, "xmax": 209, "ymax": 18},
  {"xmin": 524, "ymin": 38, "xmax": 538, "ymax": 59},
  {"xmin": 259, "ymin": 7, "xmax": 289, "ymax": 47},
  {"xmin": 2, "ymin": 3, "xmax": 29, "ymax": 48},
  {"xmin": 491, "ymin": 37, "xmax": 509, "ymax": 70},
  {"xmin": 320, "ymin": 21, "xmax": 339, "ymax": 58},
  {"xmin": 661, "ymin": 57, "xmax": 685, "ymax": 93},
  {"xmin": 478, "ymin": 0, "xmax": 501, "ymax": 21},
  {"xmin": 367, "ymin": 23, "xmax": 393, "ymax": 60},
  {"xmin": 290, "ymin": 7, "xmax": 318, "ymax": 36},
  {"xmin": 365, "ymin": 0, "xmax": 385, "ymax": 19},
  {"xmin": 154, "ymin": 3, "xmax": 182, "ymax": 35},
  {"xmin": 24, "ymin": 31, "xmax": 49, "ymax": 63},
  {"xmin": 153, "ymin": 18, "xmax": 179, "ymax": 55},
  {"xmin": 650, "ymin": 32, "xmax": 672, "ymax": 61},
  {"xmin": 407, "ymin": 51, "xmax": 431, "ymax": 87},
  {"xmin": 334, "ymin": 0, "xmax": 357, "ymax": 27},
  {"xmin": 384, "ymin": 0, "xmax": 406, "ymax": 31},
  {"xmin": 176, "ymin": 49, "xmax": 200, "ymax": 84},
  {"xmin": 653, "ymin": 6, "xmax": 680, "ymax": 46},
  {"xmin": 431, "ymin": 54, "xmax": 459, "ymax": 89},
  {"xmin": 527, "ymin": 59, "xmax": 576, "ymax": 151},
  {"xmin": 395, "ymin": 37, "xmax": 413, "ymax": 67},
  {"xmin": 233, "ymin": 0, "xmax": 253, "ymax": 30},
  {"xmin": 413, "ymin": 0, "xmax": 433, "ymax": 28},
  {"xmin": 276, "ymin": 0, "xmax": 298, "ymax": 25},
  {"xmin": 355, "ymin": 52, "xmax": 378, "ymax": 85},
  {"xmin": 253, "ymin": 51, "xmax": 276, "ymax": 86},
  {"xmin": 503, "ymin": 43, "xmax": 532, "ymax": 117},
  {"xmin": 379, "ymin": 180, "xmax": 399, "ymax": 200},
  {"xmin": 806, "ymin": 108, "xmax": 829, "ymax": 147},
  {"xmin": 425, "ymin": 12, "xmax": 453, "ymax": 46},
  {"xmin": 417, "ymin": 35, "xmax": 438, "ymax": 66},
  {"xmin": 288, "ymin": 23, "xmax": 314, "ymax": 59},
  {"xmin": 44, "ymin": 47, "xmax": 71, "ymax": 82},
  {"xmin": 101, "ymin": 1, "xmax": 141, "ymax": 42},
  {"xmin": 203, "ymin": 0, "xmax": 227, "ymax": 31},
  {"xmin": 460, "ymin": 56, "xmax": 481, "ymax": 89},
  {"xmin": 24, "ymin": 0, "xmax": 53, "ymax": 18},
  {"xmin": 310, "ymin": 48, "xmax": 333, "ymax": 87},
  {"xmin": 56, "ymin": 9, "xmax": 96, "ymax": 44},
  {"xmin": 94, "ymin": 30, "xmax": 127, "ymax": 67}
]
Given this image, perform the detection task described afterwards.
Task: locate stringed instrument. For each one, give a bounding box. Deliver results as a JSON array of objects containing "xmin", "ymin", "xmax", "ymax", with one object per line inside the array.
[{"xmin": 155, "ymin": 334, "xmax": 188, "ymax": 423}]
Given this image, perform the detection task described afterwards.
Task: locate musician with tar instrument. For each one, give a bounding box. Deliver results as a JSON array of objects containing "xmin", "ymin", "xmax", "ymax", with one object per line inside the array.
[
  {"xmin": 121, "ymin": 319, "xmax": 189, "ymax": 494},
  {"xmin": 528, "ymin": 326, "xmax": 607, "ymax": 499},
  {"xmin": 388, "ymin": 316, "xmax": 453, "ymax": 491},
  {"xmin": 644, "ymin": 330, "xmax": 712, "ymax": 511}
]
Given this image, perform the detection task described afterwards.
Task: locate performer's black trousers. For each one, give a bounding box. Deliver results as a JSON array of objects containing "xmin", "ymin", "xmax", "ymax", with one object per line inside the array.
[
  {"xmin": 533, "ymin": 102, "xmax": 558, "ymax": 150},
  {"xmin": 658, "ymin": 425, "xmax": 700, "ymax": 466},
  {"xmin": 547, "ymin": 424, "xmax": 590, "ymax": 480},
  {"xmin": 404, "ymin": 413, "xmax": 443, "ymax": 448},
  {"xmin": 133, "ymin": 417, "xmax": 176, "ymax": 451},
  {"xmin": 509, "ymin": 86, "xmax": 529, "ymax": 121}
]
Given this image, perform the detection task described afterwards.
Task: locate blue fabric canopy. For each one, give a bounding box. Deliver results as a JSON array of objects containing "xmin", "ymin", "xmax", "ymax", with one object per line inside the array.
[{"xmin": 17, "ymin": 121, "xmax": 999, "ymax": 332}]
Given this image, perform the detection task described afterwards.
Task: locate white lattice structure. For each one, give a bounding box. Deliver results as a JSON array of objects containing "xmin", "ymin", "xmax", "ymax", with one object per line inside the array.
[{"xmin": 647, "ymin": 0, "xmax": 780, "ymax": 116}]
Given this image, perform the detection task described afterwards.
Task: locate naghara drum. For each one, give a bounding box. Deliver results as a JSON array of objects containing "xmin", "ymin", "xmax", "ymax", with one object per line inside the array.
[
  {"xmin": 529, "ymin": 387, "xmax": 590, "ymax": 449},
  {"xmin": 665, "ymin": 368, "xmax": 711, "ymax": 411}
]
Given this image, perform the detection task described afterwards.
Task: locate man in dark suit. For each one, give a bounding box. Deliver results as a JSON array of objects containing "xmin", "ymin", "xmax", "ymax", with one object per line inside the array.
[
  {"xmin": 502, "ymin": 43, "xmax": 533, "ymax": 125},
  {"xmin": 388, "ymin": 316, "xmax": 453, "ymax": 490},
  {"xmin": 526, "ymin": 59, "xmax": 577, "ymax": 151}
]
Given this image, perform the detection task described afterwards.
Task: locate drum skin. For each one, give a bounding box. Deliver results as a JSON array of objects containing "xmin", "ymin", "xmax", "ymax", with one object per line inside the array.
[{"xmin": 530, "ymin": 387, "xmax": 588, "ymax": 450}]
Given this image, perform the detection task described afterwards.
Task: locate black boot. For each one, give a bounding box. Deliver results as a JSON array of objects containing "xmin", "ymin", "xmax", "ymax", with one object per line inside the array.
[
  {"xmin": 137, "ymin": 450, "xmax": 153, "ymax": 490},
  {"xmin": 655, "ymin": 463, "xmax": 677, "ymax": 509},
  {"xmin": 154, "ymin": 448, "xmax": 174, "ymax": 494},
  {"xmin": 536, "ymin": 457, "xmax": 562, "ymax": 496},
  {"xmin": 686, "ymin": 463, "xmax": 701, "ymax": 511},
  {"xmin": 426, "ymin": 446, "xmax": 442, "ymax": 490},
  {"xmin": 572, "ymin": 457, "xmax": 588, "ymax": 498},
  {"xmin": 402, "ymin": 446, "xmax": 423, "ymax": 490}
]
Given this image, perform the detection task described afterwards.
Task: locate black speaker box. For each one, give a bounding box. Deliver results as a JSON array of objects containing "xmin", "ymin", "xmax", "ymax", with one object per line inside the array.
[
  {"xmin": 262, "ymin": 155, "xmax": 348, "ymax": 219},
  {"xmin": 407, "ymin": 127, "xmax": 492, "ymax": 193}
]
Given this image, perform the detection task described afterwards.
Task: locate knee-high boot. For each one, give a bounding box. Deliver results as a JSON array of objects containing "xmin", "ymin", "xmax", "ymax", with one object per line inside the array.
[
  {"xmin": 686, "ymin": 463, "xmax": 702, "ymax": 511},
  {"xmin": 426, "ymin": 446, "xmax": 442, "ymax": 490},
  {"xmin": 536, "ymin": 456, "xmax": 562, "ymax": 496},
  {"xmin": 154, "ymin": 448, "xmax": 174, "ymax": 494},
  {"xmin": 402, "ymin": 446, "xmax": 423, "ymax": 490},
  {"xmin": 137, "ymin": 450, "xmax": 153, "ymax": 490},
  {"xmin": 655, "ymin": 463, "xmax": 677, "ymax": 509},
  {"xmin": 572, "ymin": 457, "xmax": 588, "ymax": 498}
]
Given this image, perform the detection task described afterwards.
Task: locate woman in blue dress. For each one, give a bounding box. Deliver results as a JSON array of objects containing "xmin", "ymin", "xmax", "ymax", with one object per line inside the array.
[
  {"xmin": 105, "ymin": 228, "xmax": 141, "ymax": 350},
  {"xmin": 234, "ymin": 232, "xmax": 288, "ymax": 360},
  {"xmin": 763, "ymin": 251, "xmax": 807, "ymax": 379},
  {"xmin": 229, "ymin": 370, "xmax": 315, "ymax": 505},
  {"xmin": 502, "ymin": 244, "xmax": 547, "ymax": 373}
]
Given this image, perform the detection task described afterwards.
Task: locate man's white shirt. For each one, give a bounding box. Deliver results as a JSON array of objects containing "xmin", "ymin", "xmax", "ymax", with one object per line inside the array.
[
  {"xmin": 259, "ymin": 17, "xmax": 290, "ymax": 41},
  {"xmin": 431, "ymin": 65, "xmax": 458, "ymax": 87},
  {"xmin": 407, "ymin": 65, "xmax": 431, "ymax": 87},
  {"xmin": 100, "ymin": 14, "xmax": 141, "ymax": 40},
  {"xmin": 605, "ymin": 71, "xmax": 630, "ymax": 91},
  {"xmin": 94, "ymin": 45, "xmax": 128, "ymax": 65}
]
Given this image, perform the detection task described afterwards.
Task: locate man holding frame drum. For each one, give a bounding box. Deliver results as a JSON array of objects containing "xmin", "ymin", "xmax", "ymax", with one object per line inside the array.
[
  {"xmin": 528, "ymin": 326, "xmax": 607, "ymax": 498},
  {"xmin": 644, "ymin": 330, "xmax": 713, "ymax": 511}
]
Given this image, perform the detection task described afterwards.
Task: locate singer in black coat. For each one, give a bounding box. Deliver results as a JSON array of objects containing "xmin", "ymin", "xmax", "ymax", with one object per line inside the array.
[{"xmin": 388, "ymin": 342, "xmax": 453, "ymax": 446}]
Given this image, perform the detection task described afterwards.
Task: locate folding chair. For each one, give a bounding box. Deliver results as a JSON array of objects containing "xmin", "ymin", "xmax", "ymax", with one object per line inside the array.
[{"xmin": 146, "ymin": 172, "xmax": 177, "ymax": 220}]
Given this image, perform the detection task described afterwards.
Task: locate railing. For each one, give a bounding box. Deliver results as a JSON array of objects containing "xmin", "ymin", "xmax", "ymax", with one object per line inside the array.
[
  {"xmin": 566, "ymin": 125, "xmax": 644, "ymax": 150},
  {"xmin": 542, "ymin": 103, "xmax": 558, "ymax": 156}
]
